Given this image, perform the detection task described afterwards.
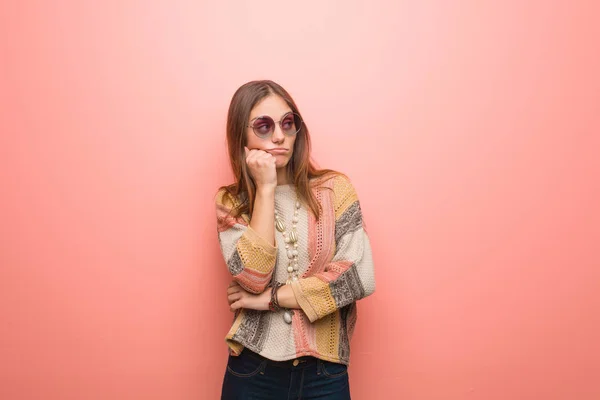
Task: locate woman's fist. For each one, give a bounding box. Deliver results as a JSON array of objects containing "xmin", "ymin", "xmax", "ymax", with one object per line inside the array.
[{"xmin": 245, "ymin": 146, "xmax": 277, "ymax": 188}]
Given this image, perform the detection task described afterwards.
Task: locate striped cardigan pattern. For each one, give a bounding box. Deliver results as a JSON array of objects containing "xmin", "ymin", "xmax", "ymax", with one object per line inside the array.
[{"xmin": 215, "ymin": 174, "xmax": 376, "ymax": 365}]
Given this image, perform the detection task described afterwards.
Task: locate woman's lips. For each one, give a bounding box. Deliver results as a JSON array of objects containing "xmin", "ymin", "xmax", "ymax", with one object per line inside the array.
[{"xmin": 267, "ymin": 149, "xmax": 288, "ymax": 155}]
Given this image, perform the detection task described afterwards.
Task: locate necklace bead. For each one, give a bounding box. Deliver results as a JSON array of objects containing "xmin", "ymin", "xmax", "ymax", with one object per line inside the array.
[{"xmin": 275, "ymin": 219, "xmax": 285, "ymax": 232}]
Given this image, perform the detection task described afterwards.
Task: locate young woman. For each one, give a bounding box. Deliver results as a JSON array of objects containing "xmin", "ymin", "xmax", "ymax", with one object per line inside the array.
[{"xmin": 215, "ymin": 80, "xmax": 376, "ymax": 399}]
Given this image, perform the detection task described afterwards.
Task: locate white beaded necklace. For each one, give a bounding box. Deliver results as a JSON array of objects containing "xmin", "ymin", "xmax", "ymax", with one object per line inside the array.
[
  {"xmin": 274, "ymin": 198, "xmax": 301, "ymax": 285},
  {"xmin": 274, "ymin": 196, "xmax": 301, "ymax": 324}
]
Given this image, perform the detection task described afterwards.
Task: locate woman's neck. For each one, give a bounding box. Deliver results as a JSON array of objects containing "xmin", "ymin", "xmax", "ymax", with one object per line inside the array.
[{"xmin": 276, "ymin": 168, "xmax": 291, "ymax": 186}]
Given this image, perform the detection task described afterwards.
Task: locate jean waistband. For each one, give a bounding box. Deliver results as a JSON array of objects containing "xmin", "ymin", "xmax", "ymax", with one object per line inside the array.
[{"xmin": 240, "ymin": 348, "xmax": 320, "ymax": 369}]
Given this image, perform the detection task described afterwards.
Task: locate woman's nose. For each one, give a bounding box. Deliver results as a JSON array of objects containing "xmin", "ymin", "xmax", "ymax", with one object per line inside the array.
[{"xmin": 271, "ymin": 124, "xmax": 285, "ymax": 142}]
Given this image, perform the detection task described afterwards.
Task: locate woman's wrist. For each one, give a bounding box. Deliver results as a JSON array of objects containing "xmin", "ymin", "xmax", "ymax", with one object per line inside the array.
[
  {"xmin": 274, "ymin": 284, "xmax": 301, "ymax": 309},
  {"xmin": 256, "ymin": 183, "xmax": 277, "ymax": 194},
  {"xmin": 259, "ymin": 289, "xmax": 273, "ymax": 311}
]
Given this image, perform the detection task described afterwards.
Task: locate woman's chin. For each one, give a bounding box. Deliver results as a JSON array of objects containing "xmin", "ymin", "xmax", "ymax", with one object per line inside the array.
[{"xmin": 274, "ymin": 158, "xmax": 290, "ymax": 169}]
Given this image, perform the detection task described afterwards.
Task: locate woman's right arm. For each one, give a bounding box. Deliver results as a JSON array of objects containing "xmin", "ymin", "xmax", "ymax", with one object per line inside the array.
[
  {"xmin": 215, "ymin": 148, "xmax": 278, "ymax": 294},
  {"xmin": 215, "ymin": 188, "xmax": 277, "ymax": 294},
  {"xmin": 248, "ymin": 185, "xmax": 275, "ymax": 247}
]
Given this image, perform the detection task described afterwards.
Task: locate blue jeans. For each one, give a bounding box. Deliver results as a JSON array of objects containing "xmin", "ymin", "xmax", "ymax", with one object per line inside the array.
[{"xmin": 220, "ymin": 348, "xmax": 351, "ymax": 400}]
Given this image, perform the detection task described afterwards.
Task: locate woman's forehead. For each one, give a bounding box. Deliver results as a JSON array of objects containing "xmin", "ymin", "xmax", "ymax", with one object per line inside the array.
[{"xmin": 249, "ymin": 95, "xmax": 291, "ymax": 119}]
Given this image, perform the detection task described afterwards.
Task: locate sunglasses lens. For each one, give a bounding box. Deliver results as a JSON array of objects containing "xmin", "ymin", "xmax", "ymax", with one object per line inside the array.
[
  {"xmin": 281, "ymin": 113, "xmax": 297, "ymax": 135},
  {"xmin": 252, "ymin": 117, "xmax": 275, "ymax": 137},
  {"xmin": 281, "ymin": 112, "xmax": 302, "ymax": 135}
]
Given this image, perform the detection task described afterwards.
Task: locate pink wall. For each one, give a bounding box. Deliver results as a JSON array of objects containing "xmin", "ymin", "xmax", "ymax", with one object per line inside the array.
[{"xmin": 1, "ymin": 1, "xmax": 599, "ymax": 399}]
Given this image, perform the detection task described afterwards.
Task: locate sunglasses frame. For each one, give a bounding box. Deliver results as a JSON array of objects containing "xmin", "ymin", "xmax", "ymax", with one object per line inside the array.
[{"xmin": 247, "ymin": 111, "xmax": 303, "ymax": 139}]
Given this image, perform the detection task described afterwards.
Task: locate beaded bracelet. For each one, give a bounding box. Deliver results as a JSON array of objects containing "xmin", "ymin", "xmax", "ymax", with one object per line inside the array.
[{"xmin": 269, "ymin": 282, "xmax": 284, "ymax": 312}]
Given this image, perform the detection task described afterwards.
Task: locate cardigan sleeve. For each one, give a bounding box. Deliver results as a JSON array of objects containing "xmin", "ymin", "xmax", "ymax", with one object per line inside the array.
[
  {"xmin": 215, "ymin": 188, "xmax": 277, "ymax": 294},
  {"xmin": 291, "ymin": 175, "xmax": 376, "ymax": 323}
]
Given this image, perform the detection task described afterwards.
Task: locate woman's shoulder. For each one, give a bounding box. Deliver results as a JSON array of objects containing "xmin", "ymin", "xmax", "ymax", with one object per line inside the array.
[
  {"xmin": 312, "ymin": 171, "xmax": 356, "ymax": 194},
  {"xmin": 215, "ymin": 184, "xmax": 243, "ymax": 209},
  {"xmin": 310, "ymin": 172, "xmax": 360, "ymax": 215},
  {"xmin": 310, "ymin": 171, "xmax": 351, "ymax": 189},
  {"xmin": 215, "ymin": 185, "xmax": 250, "ymax": 225}
]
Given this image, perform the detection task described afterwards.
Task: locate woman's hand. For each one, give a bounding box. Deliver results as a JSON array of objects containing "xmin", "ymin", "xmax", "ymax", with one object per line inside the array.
[
  {"xmin": 227, "ymin": 280, "xmax": 271, "ymax": 312},
  {"xmin": 245, "ymin": 146, "xmax": 277, "ymax": 188}
]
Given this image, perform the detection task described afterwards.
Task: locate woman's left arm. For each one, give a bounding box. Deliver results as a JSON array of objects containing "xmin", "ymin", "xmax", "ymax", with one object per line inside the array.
[{"xmin": 290, "ymin": 175, "xmax": 376, "ymax": 323}]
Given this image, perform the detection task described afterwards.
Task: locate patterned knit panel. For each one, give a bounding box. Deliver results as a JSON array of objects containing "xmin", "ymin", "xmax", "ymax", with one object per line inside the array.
[
  {"xmin": 236, "ymin": 233, "xmax": 276, "ymax": 274},
  {"xmin": 338, "ymin": 303, "xmax": 354, "ymax": 361},
  {"xmin": 315, "ymin": 311, "xmax": 340, "ymax": 357},
  {"xmin": 304, "ymin": 178, "xmax": 336, "ymax": 276},
  {"xmin": 333, "ymin": 175, "xmax": 360, "ymax": 219},
  {"xmin": 230, "ymin": 309, "xmax": 271, "ymax": 354}
]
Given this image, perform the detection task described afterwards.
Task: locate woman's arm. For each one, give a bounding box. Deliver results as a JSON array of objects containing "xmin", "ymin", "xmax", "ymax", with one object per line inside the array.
[
  {"xmin": 249, "ymin": 185, "xmax": 276, "ymax": 246},
  {"xmin": 216, "ymin": 149, "xmax": 279, "ymax": 294},
  {"xmin": 290, "ymin": 175, "xmax": 376, "ymax": 322},
  {"xmin": 216, "ymin": 188, "xmax": 277, "ymax": 294}
]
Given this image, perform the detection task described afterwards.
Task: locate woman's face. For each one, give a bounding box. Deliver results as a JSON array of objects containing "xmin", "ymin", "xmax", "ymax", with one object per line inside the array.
[{"xmin": 246, "ymin": 95, "xmax": 297, "ymax": 170}]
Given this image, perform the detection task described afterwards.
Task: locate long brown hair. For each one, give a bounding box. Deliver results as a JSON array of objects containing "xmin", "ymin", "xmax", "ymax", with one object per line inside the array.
[{"xmin": 220, "ymin": 80, "xmax": 339, "ymax": 219}]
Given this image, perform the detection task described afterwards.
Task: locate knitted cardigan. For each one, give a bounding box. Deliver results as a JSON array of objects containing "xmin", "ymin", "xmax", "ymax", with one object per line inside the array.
[{"xmin": 215, "ymin": 174, "xmax": 376, "ymax": 365}]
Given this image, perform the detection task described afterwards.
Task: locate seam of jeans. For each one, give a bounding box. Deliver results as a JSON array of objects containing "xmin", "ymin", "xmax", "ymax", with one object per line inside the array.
[
  {"xmin": 298, "ymin": 368, "xmax": 306, "ymax": 399},
  {"xmin": 321, "ymin": 361, "xmax": 348, "ymax": 379},
  {"xmin": 226, "ymin": 360, "xmax": 266, "ymax": 378}
]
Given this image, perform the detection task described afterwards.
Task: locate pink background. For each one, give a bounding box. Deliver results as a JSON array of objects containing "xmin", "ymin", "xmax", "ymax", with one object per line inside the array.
[{"xmin": 1, "ymin": 1, "xmax": 599, "ymax": 399}]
